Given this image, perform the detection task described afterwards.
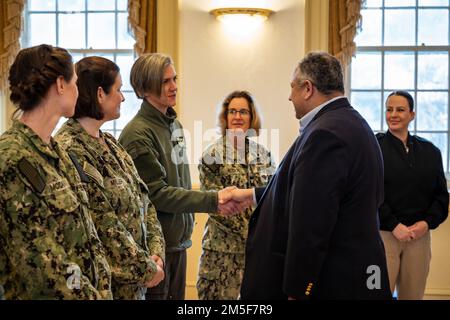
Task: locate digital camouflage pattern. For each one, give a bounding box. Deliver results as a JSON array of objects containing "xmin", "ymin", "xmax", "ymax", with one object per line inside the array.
[
  {"xmin": 0, "ymin": 121, "xmax": 112, "ymax": 299},
  {"xmin": 197, "ymin": 136, "xmax": 275, "ymax": 299},
  {"xmin": 56, "ymin": 119, "xmax": 165, "ymax": 300},
  {"xmin": 197, "ymin": 250, "xmax": 244, "ymax": 300}
]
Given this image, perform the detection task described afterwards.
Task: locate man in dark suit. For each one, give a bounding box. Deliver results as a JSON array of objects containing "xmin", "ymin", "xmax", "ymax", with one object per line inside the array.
[{"xmin": 238, "ymin": 52, "xmax": 391, "ymax": 300}]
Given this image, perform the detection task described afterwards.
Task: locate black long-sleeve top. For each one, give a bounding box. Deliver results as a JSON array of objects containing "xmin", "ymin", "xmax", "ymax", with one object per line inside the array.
[{"xmin": 376, "ymin": 131, "xmax": 449, "ymax": 231}]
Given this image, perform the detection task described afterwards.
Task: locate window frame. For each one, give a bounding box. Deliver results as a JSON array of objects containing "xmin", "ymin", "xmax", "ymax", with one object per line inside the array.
[
  {"xmin": 21, "ymin": 0, "xmax": 137, "ymax": 138},
  {"xmin": 350, "ymin": 0, "xmax": 450, "ymax": 175}
]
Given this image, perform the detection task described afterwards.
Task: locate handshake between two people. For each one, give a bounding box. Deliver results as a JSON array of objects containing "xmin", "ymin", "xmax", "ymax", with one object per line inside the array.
[{"xmin": 217, "ymin": 187, "xmax": 256, "ymax": 216}]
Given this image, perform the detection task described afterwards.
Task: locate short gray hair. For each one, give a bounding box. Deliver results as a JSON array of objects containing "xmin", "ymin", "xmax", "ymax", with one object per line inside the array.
[
  {"xmin": 295, "ymin": 52, "xmax": 344, "ymax": 95},
  {"xmin": 130, "ymin": 53, "xmax": 174, "ymax": 99}
]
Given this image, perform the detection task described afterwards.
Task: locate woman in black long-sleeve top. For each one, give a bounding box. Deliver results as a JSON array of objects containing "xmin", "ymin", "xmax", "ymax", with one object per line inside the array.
[{"xmin": 376, "ymin": 91, "xmax": 448, "ymax": 300}]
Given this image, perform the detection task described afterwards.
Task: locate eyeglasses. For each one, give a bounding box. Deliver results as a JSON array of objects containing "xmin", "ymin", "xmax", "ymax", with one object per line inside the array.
[{"xmin": 227, "ymin": 109, "xmax": 250, "ymax": 116}]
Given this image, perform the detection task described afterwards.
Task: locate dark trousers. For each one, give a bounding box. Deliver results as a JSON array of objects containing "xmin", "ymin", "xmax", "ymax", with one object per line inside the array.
[{"xmin": 145, "ymin": 250, "xmax": 187, "ymax": 300}]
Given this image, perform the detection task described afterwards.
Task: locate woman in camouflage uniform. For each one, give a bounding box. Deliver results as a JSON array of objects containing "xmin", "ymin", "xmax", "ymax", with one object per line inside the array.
[
  {"xmin": 0, "ymin": 45, "xmax": 112, "ymax": 299},
  {"xmin": 55, "ymin": 56, "xmax": 165, "ymax": 300},
  {"xmin": 197, "ymin": 91, "xmax": 276, "ymax": 299}
]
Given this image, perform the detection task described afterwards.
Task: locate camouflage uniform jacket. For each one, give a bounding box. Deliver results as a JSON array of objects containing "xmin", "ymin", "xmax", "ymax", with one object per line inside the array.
[
  {"xmin": 56, "ymin": 119, "xmax": 165, "ymax": 300},
  {"xmin": 119, "ymin": 101, "xmax": 218, "ymax": 252},
  {"xmin": 199, "ymin": 137, "xmax": 276, "ymax": 253},
  {"xmin": 0, "ymin": 121, "xmax": 112, "ymax": 299}
]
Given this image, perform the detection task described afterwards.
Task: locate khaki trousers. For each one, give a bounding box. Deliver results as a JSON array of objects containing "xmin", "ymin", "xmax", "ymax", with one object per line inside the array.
[{"xmin": 380, "ymin": 230, "xmax": 431, "ymax": 300}]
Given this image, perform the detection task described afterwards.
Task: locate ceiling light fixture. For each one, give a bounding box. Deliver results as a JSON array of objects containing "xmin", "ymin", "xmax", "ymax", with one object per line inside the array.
[{"xmin": 210, "ymin": 7, "xmax": 274, "ymax": 22}]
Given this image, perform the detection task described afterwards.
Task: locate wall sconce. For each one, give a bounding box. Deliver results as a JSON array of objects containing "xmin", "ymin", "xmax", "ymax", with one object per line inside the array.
[{"xmin": 210, "ymin": 7, "xmax": 274, "ymax": 23}]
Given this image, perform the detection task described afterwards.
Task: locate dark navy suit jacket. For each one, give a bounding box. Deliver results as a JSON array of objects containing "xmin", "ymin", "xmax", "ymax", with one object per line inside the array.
[{"xmin": 241, "ymin": 97, "xmax": 391, "ymax": 300}]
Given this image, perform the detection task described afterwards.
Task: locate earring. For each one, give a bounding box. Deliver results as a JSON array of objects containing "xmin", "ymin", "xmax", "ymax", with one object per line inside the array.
[{"xmin": 59, "ymin": 91, "xmax": 63, "ymax": 95}]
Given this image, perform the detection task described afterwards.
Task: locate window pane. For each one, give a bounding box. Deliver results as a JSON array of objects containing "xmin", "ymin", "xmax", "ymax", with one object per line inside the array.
[
  {"xmin": 113, "ymin": 130, "xmax": 122, "ymax": 139},
  {"xmin": 96, "ymin": 53, "xmax": 115, "ymax": 61},
  {"xmin": 29, "ymin": 14, "xmax": 56, "ymax": 46},
  {"xmin": 351, "ymin": 0, "xmax": 450, "ymax": 172},
  {"xmin": 118, "ymin": 0, "xmax": 128, "ymax": 10},
  {"xmin": 70, "ymin": 53, "xmax": 85, "ymax": 63},
  {"xmin": 59, "ymin": 13, "xmax": 85, "ymax": 48},
  {"xmin": 101, "ymin": 120, "xmax": 115, "ymax": 130},
  {"xmin": 115, "ymin": 92, "xmax": 141, "ymax": 129},
  {"xmin": 418, "ymin": 0, "xmax": 449, "ymax": 6},
  {"xmin": 418, "ymin": 52, "xmax": 448, "ymax": 89},
  {"xmin": 418, "ymin": 132, "xmax": 447, "ymax": 171},
  {"xmin": 351, "ymin": 91, "xmax": 382, "ymax": 131},
  {"xmin": 53, "ymin": 118, "xmax": 67, "ymax": 136},
  {"xmin": 364, "ymin": 0, "xmax": 382, "ymax": 7},
  {"xmin": 58, "ymin": 0, "xmax": 85, "ymax": 11},
  {"xmin": 385, "ymin": 0, "xmax": 415, "ymax": 6},
  {"xmin": 384, "ymin": 52, "xmax": 415, "ymax": 90},
  {"xmin": 28, "ymin": 0, "xmax": 55, "ymax": 11},
  {"xmin": 117, "ymin": 13, "xmax": 135, "ymax": 49},
  {"xmin": 417, "ymin": 92, "xmax": 448, "ymax": 130},
  {"xmin": 351, "ymin": 53, "xmax": 382, "ymax": 89},
  {"xmin": 116, "ymin": 54, "xmax": 135, "ymax": 91},
  {"xmin": 384, "ymin": 9, "xmax": 415, "ymax": 45},
  {"xmin": 88, "ymin": 13, "xmax": 116, "ymax": 48},
  {"xmin": 355, "ymin": 9, "xmax": 382, "ymax": 46},
  {"xmin": 88, "ymin": 0, "xmax": 115, "ymax": 11},
  {"xmin": 418, "ymin": 9, "xmax": 448, "ymax": 46}
]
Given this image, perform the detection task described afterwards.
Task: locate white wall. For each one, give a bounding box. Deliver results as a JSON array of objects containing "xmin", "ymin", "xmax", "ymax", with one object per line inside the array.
[
  {"xmin": 178, "ymin": 0, "xmax": 305, "ymax": 185},
  {"xmin": 425, "ymin": 214, "xmax": 450, "ymax": 298}
]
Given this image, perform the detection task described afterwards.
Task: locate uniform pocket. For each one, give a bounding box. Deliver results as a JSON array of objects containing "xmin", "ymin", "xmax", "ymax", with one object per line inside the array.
[
  {"xmin": 103, "ymin": 177, "xmax": 130, "ymax": 209},
  {"xmin": 42, "ymin": 178, "xmax": 80, "ymax": 214}
]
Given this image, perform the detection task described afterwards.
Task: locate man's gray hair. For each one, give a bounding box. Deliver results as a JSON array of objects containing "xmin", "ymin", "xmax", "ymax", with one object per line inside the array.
[{"xmin": 296, "ymin": 52, "xmax": 344, "ymax": 95}]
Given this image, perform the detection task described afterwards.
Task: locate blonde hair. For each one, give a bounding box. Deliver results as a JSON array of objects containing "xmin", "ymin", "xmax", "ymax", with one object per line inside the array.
[
  {"xmin": 217, "ymin": 90, "xmax": 262, "ymax": 136},
  {"xmin": 130, "ymin": 53, "xmax": 174, "ymax": 99}
]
